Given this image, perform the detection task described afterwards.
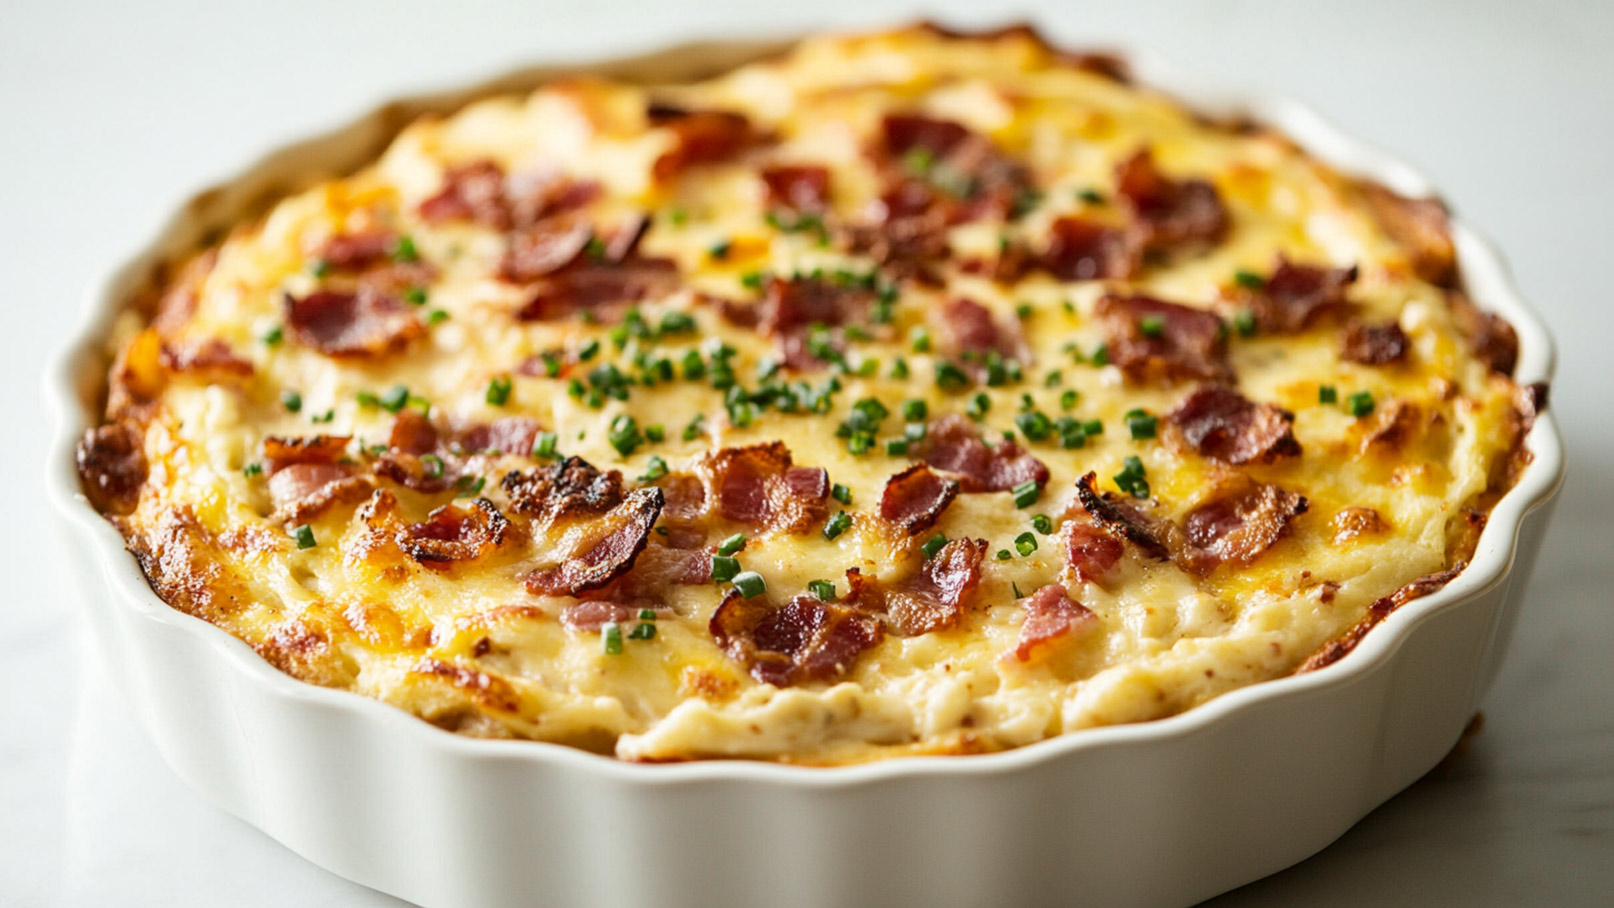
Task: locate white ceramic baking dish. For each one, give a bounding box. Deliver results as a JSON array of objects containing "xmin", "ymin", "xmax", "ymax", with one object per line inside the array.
[{"xmin": 45, "ymin": 28, "xmax": 1564, "ymax": 908}]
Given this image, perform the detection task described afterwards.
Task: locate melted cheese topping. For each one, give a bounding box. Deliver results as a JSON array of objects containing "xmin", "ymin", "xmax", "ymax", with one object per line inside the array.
[{"xmin": 89, "ymin": 26, "xmax": 1527, "ymax": 764}]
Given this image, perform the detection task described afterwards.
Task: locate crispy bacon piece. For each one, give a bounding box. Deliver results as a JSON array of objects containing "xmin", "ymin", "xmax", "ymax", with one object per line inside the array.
[
  {"xmin": 650, "ymin": 107, "xmax": 760, "ymax": 180},
  {"xmin": 1095, "ymin": 294, "xmax": 1232, "ymax": 384},
  {"xmin": 709, "ymin": 590, "xmax": 884, "ymax": 687},
  {"xmin": 399, "ymin": 499, "xmax": 511, "ymax": 564},
  {"xmin": 1041, "ymin": 215, "xmax": 1137, "ymax": 281},
  {"xmin": 499, "ymin": 212, "xmax": 595, "ymax": 283},
  {"xmin": 1243, "ymin": 258, "xmax": 1358, "ymax": 333},
  {"xmin": 261, "ymin": 434, "xmax": 370, "ymax": 524},
  {"xmin": 374, "ymin": 413, "xmax": 542, "ymax": 493},
  {"xmin": 76, "ymin": 422, "xmax": 147, "ymax": 515},
  {"xmin": 418, "ymin": 159, "xmax": 599, "ymax": 231},
  {"xmin": 457, "ymin": 417, "xmax": 542, "ymax": 457},
  {"xmin": 158, "ymin": 338, "xmax": 254, "ymax": 377},
  {"xmin": 940, "ymin": 297, "xmax": 1026, "ymax": 362},
  {"xmin": 502, "ymin": 456, "xmax": 626, "ymax": 523},
  {"xmin": 1011, "ymin": 584, "xmax": 1097, "ymax": 662},
  {"xmin": 762, "ymin": 164, "xmax": 831, "ymax": 212},
  {"xmin": 1341, "ymin": 320, "xmax": 1410, "ymax": 365},
  {"xmin": 1166, "ymin": 385, "xmax": 1301, "ymax": 465},
  {"xmin": 1115, "ymin": 149, "xmax": 1230, "ymax": 256},
  {"xmin": 1448, "ymin": 291, "xmax": 1519, "ymax": 375},
  {"xmin": 586, "ymin": 542, "xmax": 714, "ymax": 604},
  {"xmin": 316, "ymin": 231, "xmax": 395, "ymax": 270},
  {"xmin": 1065, "ymin": 522, "xmax": 1124, "ymax": 584},
  {"xmin": 915, "ymin": 414, "xmax": 1050, "ymax": 493},
  {"xmin": 523, "ymin": 487, "xmax": 663, "ymax": 596},
  {"xmin": 515, "ymin": 256, "xmax": 679, "ymax": 322},
  {"xmin": 845, "ymin": 537, "xmax": 986, "ymax": 637},
  {"xmin": 728, "ymin": 275, "xmax": 879, "ymax": 369},
  {"xmin": 560, "ymin": 600, "xmax": 637, "ymax": 633},
  {"xmin": 1362, "ymin": 183, "xmax": 1456, "ymax": 286},
  {"xmin": 1177, "ymin": 477, "xmax": 1308, "ymax": 576},
  {"xmin": 284, "ymin": 288, "xmax": 423, "ymax": 358},
  {"xmin": 879, "ymin": 114, "xmax": 1032, "ymax": 223},
  {"xmin": 1074, "ymin": 472, "xmax": 1169, "ymax": 560},
  {"xmin": 878, "ymin": 464, "xmax": 960, "ymax": 537},
  {"xmin": 692, "ymin": 442, "xmax": 830, "ymax": 534}
]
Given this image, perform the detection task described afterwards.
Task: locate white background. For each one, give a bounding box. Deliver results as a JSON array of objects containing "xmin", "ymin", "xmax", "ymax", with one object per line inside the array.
[{"xmin": 3, "ymin": 1, "xmax": 1611, "ymax": 905}]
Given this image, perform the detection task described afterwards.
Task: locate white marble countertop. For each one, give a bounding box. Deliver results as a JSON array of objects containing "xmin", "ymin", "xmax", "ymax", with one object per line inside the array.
[{"xmin": 3, "ymin": 1, "xmax": 1610, "ymax": 904}]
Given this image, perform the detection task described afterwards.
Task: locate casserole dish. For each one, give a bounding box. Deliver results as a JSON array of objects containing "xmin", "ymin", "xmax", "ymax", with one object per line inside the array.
[{"xmin": 47, "ymin": 25, "xmax": 1563, "ymax": 908}]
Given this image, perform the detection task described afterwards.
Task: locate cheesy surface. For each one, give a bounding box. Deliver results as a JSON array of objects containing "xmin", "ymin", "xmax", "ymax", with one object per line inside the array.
[{"xmin": 78, "ymin": 26, "xmax": 1534, "ymax": 764}]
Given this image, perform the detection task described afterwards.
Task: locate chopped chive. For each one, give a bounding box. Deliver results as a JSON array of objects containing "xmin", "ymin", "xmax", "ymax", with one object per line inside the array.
[
  {"xmin": 639, "ymin": 608, "xmax": 657, "ymax": 621},
  {"xmin": 242, "ymin": 462, "xmax": 263, "ymax": 477},
  {"xmin": 901, "ymin": 398, "xmax": 928, "ymax": 422},
  {"xmin": 485, "ymin": 375, "xmax": 512, "ymax": 406},
  {"xmin": 717, "ymin": 533, "xmax": 747, "ymax": 557},
  {"xmin": 682, "ymin": 413, "xmax": 706, "ymax": 441},
  {"xmin": 1347, "ymin": 390, "xmax": 1375, "ymax": 417},
  {"xmin": 823, "ymin": 511, "xmax": 852, "ymax": 540},
  {"xmin": 390, "ymin": 235, "xmax": 419, "ymax": 263},
  {"xmin": 1012, "ymin": 581, "xmax": 1025, "ymax": 599},
  {"xmin": 1014, "ymin": 410, "xmax": 1053, "ymax": 442},
  {"xmin": 379, "ymin": 384, "xmax": 410, "ymax": 413},
  {"xmin": 425, "ymin": 309, "xmax": 449, "ymax": 325},
  {"xmin": 1233, "ymin": 269, "xmax": 1266, "ymax": 290},
  {"xmin": 310, "ymin": 258, "xmax": 331, "ymax": 278},
  {"xmin": 1126, "ymin": 411, "xmax": 1158, "ymax": 440},
  {"xmin": 421, "ymin": 454, "xmax": 445, "ymax": 478},
  {"xmin": 645, "ymin": 424, "xmax": 666, "ymax": 444},
  {"xmin": 808, "ymin": 579, "xmax": 837, "ymax": 602},
  {"xmin": 1060, "ymin": 389, "xmax": 1079, "ymax": 411},
  {"xmin": 1091, "ymin": 343, "xmax": 1110, "ymax": 366},
  {"xmin": 627, "ymin": 623, "xmax": 657, "ymax": 641},
  {"xmin": 309, "ymin": 409, "xmax": 334, "ymax": 424},
  {"xmin": 832, "ymin": 483, "xmax": 852, "ymax": 506},
  {"xmin": 1138, "ymin": 315, "xmax": 1165, "ymax": 338},
  {"xmin": 885, "ymin": 438, "xmax": 909, "ymax": 456},
  {"xmin": 1032, "ymin": 514, "xmax": 1053, "ymax": 535},
  {"xmin": 732, "ymin": 571, "xmax": 767, "ymax": 599},
  {"xmin": 1233, "ymin": 309, "xmax": 1257, "ymax": 337},
  {"xmin": 1044, "ymin": 370, "xmax": 1063, "ymax": 388},
  {"xmin": 1077, "ymin": 188, "xmax": 1105, "ymax": 204},
  {"xmin": 280, "ymin": 389, "xmax": 303, "ymax": 413},
  {"xmin": 1319, "ymin": 385, "xmax": 1338, "ymax": 404},
  {"xmin": 1014, "ymin": 531, "xmax": 1037, "ymax": 557},
  {"xmin": 1015, "ymin": 302, "xmax": 1034, "ymax": 320},
  {"xmin": 1082, "ymin": 419, "xmax": 1104, "ymax": 436},
  {"xmin": 921, "ymin": 533, "xmax": 948, "ymax": 559},
  {"xmin": 996, "ymin": 549, "xmax": 1012, "ymax": 561},
  {"xmin": 935, "ymin": 361, "xmax": 970, "ymax": 392},
  {"xmin": 455, "ymin": 475, "xmax": 486, "ymax": 498},
  {"xmin": 910, "ymin": 327, "xmax": 933, "ymax": 353},
  {"xmin": 846, "ymin": 432, "xmax": 874, "ymax": 455},
  {"xmin": 1114, "ymin": 455, "xmax": 1150, "ymax": 499},
  {"xmin": 966, "ymin": 392, "xmax": 991, "ymax": 420},
  {"xmin": 403, "ymin": 286, "xmax": 428, "ymax": 306},
  {"xmin": 1012, "ymin": 480, "xmax": 1041, "ymax": 509},
  {"xmin": 659, "ymin": 311, "xmax": 696, "ymax": 335},
  {"xmin": 711, "ymin": 556, "xmax": 741, "ymax": 583},
  {"xmin": 889, "ymin": 358, "xmax": 910, "ymax": 379},
  {"xmin": 291, "ymin": 524, "xmax": 316, "ymax": 550},
  {"xmin": 602, "ymin": 622, "xmax": 623, "ymax": 655},
  {"xmin": 261, "ymin": 325, "xmax": 283, "ymax": 346},
  {"xmin": 532, "ymin": 431, "xmax": 559, "ymax": 459},
  {"xmin": 578, "ymin": 339, "xmax": 600, "ymax": 361},
  {"xmin": 638, "ymin": 455, "xmax": 668, "ymax": 482},
  {"xmin": 608, "ymin": 415, "xmax": 644, "ymax": 456}
]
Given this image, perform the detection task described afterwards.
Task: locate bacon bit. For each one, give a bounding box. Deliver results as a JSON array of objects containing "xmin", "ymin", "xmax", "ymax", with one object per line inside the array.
[
  {"xmin": 1166, "ymin": 385, "xmax": 1300, "ymax": 465},
  {"xmin": 650, "ymin": 108, "xmax": 759, "ymax": 180},
  {"xmin": 523, "ymin": 487, "xmax": 664, "ymax": 595},
  {"xmin": 267, "ymin": 463, "xmax": 371, "ymax": 524},
  {"xmin": 762, "ymin": 164, "xmax": 831, "ymax": 212},
  {"xmin": 515, "ymin": 256, "xmax": 679, "ymax": 322},
  {"xmin": 845, "ymin": 537, "xmax": 986, "ymax": 637},
  {"xmin": 499, "ymin": 212, "xmax": 595, "ymax": 283},
  {"xmin": 559, "ymin": 600, "xmax": 636, "ymax": 633},
  {"xmin": 1041, "ymin": 215, "xmax": 1137, "ymax": 281},
  {"xmin": 1361, "ymin": 183, "xmax": 1456, "ymax": 286},
  {"xmin": 158, "ymin": 338, "xmax": 254, "ymax": 377},
  {"xmin": 399, "ymin": 499, "xmax": 511, "ymax": 564},
  {"xmin": 284, "ymin": 288, "xmax": 423, "ymax": 358},
  {"xmin": 502, "ymin": 456, "xmax": 626, "ymax": 525},
  {"xmin": 1115, "ymin": 149, "xmax": 1230, "ymax": 256},
  {"xmin": 656, "ymin": 474, "xmax": 708, "ymax": 521},
  {"xmin": 418, "ymin": 160, "xmax": 600, "ymax": 231},
  {"xmin": 1243, "ymin": 258, "xmax": 1358, "ymax": 333},
  {"xmin": 880, "ymin": 114, "xmax": 1031, "ymax": 223},
  {"xmin": 261, "ymin": 435, "xmax": 351, "ymax": 473},
  {"xmin": 1341, "ymin": 320, "xmax": 1409, "ymax": 365},
  {"xmin": 709, "ymin": 590, "xmax": 884, "ymax": 687},
  {"xmin": 387, "ymin": 410, "xmax": 438, "ymax": 456},
  {"xmin": 457, "ymin": 417, "xmax": 541, "ymax": 458},
  {"xmin": 879, "ymin": 464, "xmax": 960, "ymax": 537},
  {"xmin": 1178, "ymin": 477, "xmax": 1308, "ymax": 576},
  {"xmin": 1095, "ymin": 294, "xmax": 1232, "ymax": 384},
  {"xmin": 1065, "ymin": 521, "xmax": 1123, "ymax": 584},
  {"xmin": 724, "ymin": 275, "xmax": 878, "ymax": 369},
  {"xmin": 76, "ymin": 422, "xmax": 147, "ymax": 515},
  {"xmin": 316, "ymin": 231, "xmax": 396, "ymax": 270},
  {"xmin": 940, "ymin": 297, "xmax": 1026, "ymax": 362},
  {"xmin": 587, "ymin": 543, "xmax": 714, "ymax": 604},
  {"xmin": 1011, "ymin": 584, "xmax": 1097, "ymax": 662},
  {"xmin": 693, "ymin": 441, "xmax": 830, "ymax": 534},
  {"xmin": 916, "ymin": 413, "xmax": 1050, "ymax": 493},
  {"xmin": 1074, "ymin": 471, "xmax": 1169, "ymax": 560},
  {"xmin": 1447, "ymin": 291, "xmax": 1519, "ymax": 375},
  {"xmin": 1330, "ymin": 506, "xmax": 1386, "ymax": 544}
]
